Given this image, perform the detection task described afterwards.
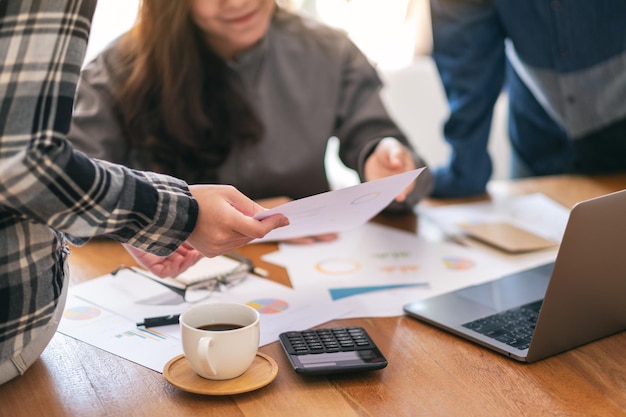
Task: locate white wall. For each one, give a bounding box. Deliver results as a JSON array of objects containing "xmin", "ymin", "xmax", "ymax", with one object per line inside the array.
[
  {"xmin": 327, "ymin": 57, "xmax": 511, "ymax": 190},
  {"xmin": 378, "ymin": 57, "xmax": 511, "ymax": 182},
  {"xmin": 85, "ymin": 0, "xmax": 139, "ymax": 64}
]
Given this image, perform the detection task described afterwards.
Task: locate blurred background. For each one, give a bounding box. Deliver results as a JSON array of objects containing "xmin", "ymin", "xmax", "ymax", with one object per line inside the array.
[{"xmin": 85, "ymin": 0, "xmax": 510, "ymax": 190}]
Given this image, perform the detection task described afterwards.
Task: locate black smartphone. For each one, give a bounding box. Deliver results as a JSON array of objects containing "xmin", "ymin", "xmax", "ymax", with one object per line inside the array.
[{"xmin": 278, "ymin": 326, "xmax": 388, "ymax": 375}]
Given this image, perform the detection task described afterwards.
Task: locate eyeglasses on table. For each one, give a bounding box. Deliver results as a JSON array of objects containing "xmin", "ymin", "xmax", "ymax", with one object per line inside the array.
[{"xmin": 111, "ymin": 252, "xmax": 253, "ymax": 303}]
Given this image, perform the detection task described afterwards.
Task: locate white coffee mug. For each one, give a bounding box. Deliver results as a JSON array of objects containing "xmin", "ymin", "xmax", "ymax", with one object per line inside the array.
[{"xmin": 180, "ymin": 302, "xmax": 260, "ymax": 380}]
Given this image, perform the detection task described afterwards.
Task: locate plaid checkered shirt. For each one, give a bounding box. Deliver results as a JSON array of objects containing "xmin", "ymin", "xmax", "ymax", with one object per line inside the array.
[{"xmin": 0, "ymin": 0, "xmax": 198, "ymax": 366}]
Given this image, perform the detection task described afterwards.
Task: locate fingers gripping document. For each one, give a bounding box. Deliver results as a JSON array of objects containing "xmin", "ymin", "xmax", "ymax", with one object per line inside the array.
[{"xmin": 253, "ymin": 168, "xmax": 426, "ymax": 242}]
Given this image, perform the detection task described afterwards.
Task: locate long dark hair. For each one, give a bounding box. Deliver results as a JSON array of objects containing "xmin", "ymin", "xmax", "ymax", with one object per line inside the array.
[{"xmin": 114, "ymin": 0, "xmax": 263, "ymax": 183}]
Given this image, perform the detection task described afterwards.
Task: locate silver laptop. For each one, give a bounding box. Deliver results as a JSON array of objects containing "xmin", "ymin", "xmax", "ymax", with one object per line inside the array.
[{"xmin": 404, "ymin": 189, "xmax": 626, "ymax": 362}]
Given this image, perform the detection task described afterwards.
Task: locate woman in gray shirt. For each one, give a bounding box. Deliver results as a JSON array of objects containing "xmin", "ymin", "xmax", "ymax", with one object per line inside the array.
[{"xmin": 69, "ymin": 0, "xmax": 432, "ymax": 219}]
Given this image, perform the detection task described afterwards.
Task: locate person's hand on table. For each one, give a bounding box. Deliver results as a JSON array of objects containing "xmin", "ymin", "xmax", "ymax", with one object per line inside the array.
[
  {"xmin": 256, "ymin": 196, "xmax": 338, "ymax": 244},
  {"xmin": 124, "ymin": 242, "xmax": 203, "ymax": 278},
  {"xmin": 365, "ymin": 137, "xmax": 417, "ymax": 202}
]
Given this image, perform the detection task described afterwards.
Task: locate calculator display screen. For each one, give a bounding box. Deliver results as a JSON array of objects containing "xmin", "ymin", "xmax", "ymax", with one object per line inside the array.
[{"xmin": 295, "ymin": 350, "xmax": 384, "ymax": 368}]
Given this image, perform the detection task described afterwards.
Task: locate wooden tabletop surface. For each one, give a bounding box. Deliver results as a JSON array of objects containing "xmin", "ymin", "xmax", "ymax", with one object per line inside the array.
[{"xmin": 1, "ymin": 174, "xmax": 626, "ymax": 417}]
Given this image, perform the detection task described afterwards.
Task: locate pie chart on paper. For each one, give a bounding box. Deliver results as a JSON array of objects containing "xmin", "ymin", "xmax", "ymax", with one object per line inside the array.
[
  {"xmin": 247, "ymin": 298, "xmax": 289, "ymax": 314},
  {"xmin": 63, "ymin": 305, "xmax": 102, "ymax": 320}
]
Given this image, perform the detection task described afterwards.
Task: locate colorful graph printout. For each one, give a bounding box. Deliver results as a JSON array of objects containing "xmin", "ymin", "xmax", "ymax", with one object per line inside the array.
[
  {"xmin": 329, "ymin": 283, "xmax": 429, "ymax": 301},
  {"xmin": 115, "ymin": 327, "xmax": 169, "ymax": 342},
  {"xmin": 63, "ymin": 305, "xmax": 101, "ymax": 320},
  {"xmin": 315, "ymin": 259, "xmax": 361, "ymax": 275},
  {"xmin": 247, "ymin": 298, "xmax": 289, "ymax": 314},
  {"xmin": 442, "ymin": 256, "xmax": 476, "ymax": 271}
]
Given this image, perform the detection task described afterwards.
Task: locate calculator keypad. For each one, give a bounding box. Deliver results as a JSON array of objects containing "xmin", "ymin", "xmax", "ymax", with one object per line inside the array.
[{"xmin": 281, "ymin": 327, "xmax": 376, "ymax": 355}]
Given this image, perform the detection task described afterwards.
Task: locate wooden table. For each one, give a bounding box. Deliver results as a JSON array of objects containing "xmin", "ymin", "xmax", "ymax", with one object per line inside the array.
[{"xmin": 2, "ymin": 174, "xmax": 626, "ymax": 417}]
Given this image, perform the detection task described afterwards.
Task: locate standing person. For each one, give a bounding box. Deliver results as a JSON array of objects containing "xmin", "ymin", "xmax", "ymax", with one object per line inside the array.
[
  {"xmin": 0, "ymin": 0, "xmax": 287, "ymax": 386},
  {"xmin": 429, "ymin": 0, "xmax": 626, "ymax": 198},
  {"xmin": 68, "ymin": 0, "xmax": 433, "ymax": 225}
]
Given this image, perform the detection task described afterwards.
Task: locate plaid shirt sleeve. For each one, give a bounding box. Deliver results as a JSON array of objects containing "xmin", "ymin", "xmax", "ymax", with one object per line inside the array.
[
  {"xmin": 0, "ymin": 0, "xmax": 198, "ymax": 368},
  {"xmin": 0, "ymin": 0, "xmax": 198, "ymax": 254}
]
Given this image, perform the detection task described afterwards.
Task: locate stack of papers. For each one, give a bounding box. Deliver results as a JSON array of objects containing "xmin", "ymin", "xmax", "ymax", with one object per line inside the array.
[
  {"xmin": 60, "ymin": 265, "xmax": 349, "ymax": 372},
  {"xmin": 59, "ymin": 171, "xmax": 569, "ymax": 374}
]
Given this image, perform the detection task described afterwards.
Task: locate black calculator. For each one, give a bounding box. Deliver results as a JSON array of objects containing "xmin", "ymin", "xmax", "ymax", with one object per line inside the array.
[{"xmin": 278, "ymin": 326, "xmax": 388, "ymax": 375}]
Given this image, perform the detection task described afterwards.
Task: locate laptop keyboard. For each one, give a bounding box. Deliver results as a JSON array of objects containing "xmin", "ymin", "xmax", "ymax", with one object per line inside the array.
[{"xmin": 461, "ymin": 300, "xmax": 543, "ymax": 350}]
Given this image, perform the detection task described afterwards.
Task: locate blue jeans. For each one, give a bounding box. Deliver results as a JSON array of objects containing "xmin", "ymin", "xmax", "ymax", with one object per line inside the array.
[{"xmin": 510, "ymin": 149, "xmax": 534, "ymax": 179}]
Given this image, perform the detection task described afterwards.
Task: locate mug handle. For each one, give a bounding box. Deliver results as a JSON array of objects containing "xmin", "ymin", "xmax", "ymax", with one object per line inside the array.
[{"xmin": 197, "ymin": 336, "xmax": 217, "ymax": 376}]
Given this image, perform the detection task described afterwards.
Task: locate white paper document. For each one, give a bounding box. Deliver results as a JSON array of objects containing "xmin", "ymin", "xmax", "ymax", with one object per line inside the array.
[
  {"xmin": 417, "ymin": 192, "xmax": 569, "ymax": 243},
  {"xmin": 262, "ymin": 222, "xmax": 544, "ymax": 318},
  {"xmin": 253, "ymin": 168, "xmax": 425, "ymax": 242},
  {"xmin": 58, "ymin": 259, "xmax": 349, "ymax": 373},
  {"xmin": 59, "ymin": 191, "xmax": 570, "ymax": 373}
]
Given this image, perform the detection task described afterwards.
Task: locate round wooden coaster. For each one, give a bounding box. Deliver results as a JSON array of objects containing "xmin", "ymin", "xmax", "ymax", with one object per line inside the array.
[{"xmin": 163, "ymin": 352, "xmax": 278, "ymax": 395}]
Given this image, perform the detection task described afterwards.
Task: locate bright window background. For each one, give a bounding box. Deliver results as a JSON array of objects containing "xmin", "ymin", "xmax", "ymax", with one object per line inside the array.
[
  {"xmin": 85, "ymin": 0, "xmax": 431, "ymax": 68},
  {"xmin": 295, "ymin": 0, "xmax": 432, "ymax": 70},
  {"xmin": 85, "ymin": 0, "xmax": 140, "ymax": 64}
]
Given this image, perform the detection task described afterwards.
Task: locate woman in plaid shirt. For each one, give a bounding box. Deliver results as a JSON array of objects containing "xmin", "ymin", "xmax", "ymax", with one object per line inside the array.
[{"xmin": 0, "ymin": 0, "xmax": 287, "ymax": 385}]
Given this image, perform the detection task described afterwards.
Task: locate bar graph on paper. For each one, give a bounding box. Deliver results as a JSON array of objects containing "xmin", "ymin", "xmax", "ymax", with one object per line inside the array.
[{"xmin": 59, "ymin": 295, "xmax": 183, "ymax": 372}]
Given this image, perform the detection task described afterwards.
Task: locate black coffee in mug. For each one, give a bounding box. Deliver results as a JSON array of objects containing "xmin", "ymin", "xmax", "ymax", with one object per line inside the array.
[{"xmin": 197, "ymin": 323, "xmax": 244, "ymax": 331}]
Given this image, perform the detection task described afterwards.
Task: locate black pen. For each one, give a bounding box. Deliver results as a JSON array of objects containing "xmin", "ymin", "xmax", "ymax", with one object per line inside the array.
[{"xmin": 136, "ymin": 314, "xmax": 180, "ymax": 328}]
